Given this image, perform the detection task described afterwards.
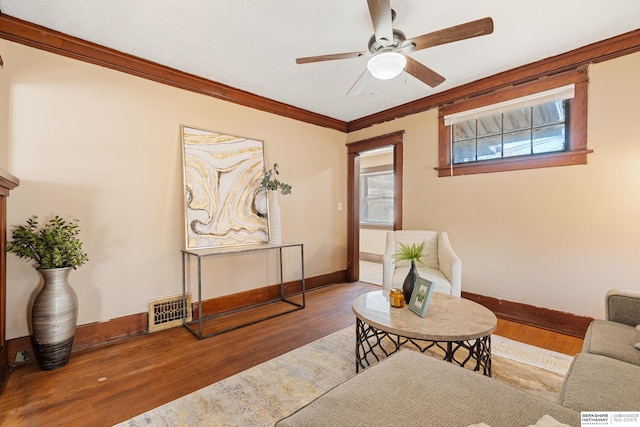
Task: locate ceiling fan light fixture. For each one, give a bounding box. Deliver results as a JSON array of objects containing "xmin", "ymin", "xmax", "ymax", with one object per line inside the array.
[{"xmin": 367, "ymin": 52, "xmax": 406, "ymax": 80}]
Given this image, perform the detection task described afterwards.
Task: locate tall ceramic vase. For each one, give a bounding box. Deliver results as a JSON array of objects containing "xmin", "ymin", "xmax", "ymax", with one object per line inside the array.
[
  {"xmin": 31, "ymin": 267, "xmax": 78, "ymax": 370},
  {"xmin": 268, "ymin": 190, "xmax": 282, "ymax": 244},
  {"xmin": 402, "ymin": 261, "xmax": 418, "ymax": 303}
]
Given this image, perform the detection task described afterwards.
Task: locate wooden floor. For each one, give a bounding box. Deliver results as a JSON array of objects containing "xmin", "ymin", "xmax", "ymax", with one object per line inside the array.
[{"xmin": 0, "ymin": 282, "xmax": 584, "ymax": 426}]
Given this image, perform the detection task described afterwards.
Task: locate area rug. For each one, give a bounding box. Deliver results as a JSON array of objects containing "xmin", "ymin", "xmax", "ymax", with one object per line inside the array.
[{"xmin": 116, "ymin": 326, "xmax": 573, "ymax": 427}]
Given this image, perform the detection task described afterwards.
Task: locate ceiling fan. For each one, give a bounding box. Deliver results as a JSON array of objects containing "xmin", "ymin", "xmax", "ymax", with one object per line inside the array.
[{"xmin": 295, "ymin": 0, "xmax": 494, "ymax": 95}]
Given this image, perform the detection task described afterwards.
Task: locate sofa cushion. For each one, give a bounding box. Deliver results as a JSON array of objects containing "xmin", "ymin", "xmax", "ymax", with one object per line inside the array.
[
  {"xmin": 606, "ymin": 291, "xmax": 640, "ymax": 327},
  {"xmin": 582, "ymin": 320, "xmax": 640, "ymax": 366},
  {"xmin": 558, "ymin": 352, "xmax": 640, "ymax": 412},
  {"xmin": 276, "ymin": 350, "xmax": 580, "ymax": 427}
]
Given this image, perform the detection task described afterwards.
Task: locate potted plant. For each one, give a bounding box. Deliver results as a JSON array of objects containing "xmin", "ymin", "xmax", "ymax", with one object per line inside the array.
[
  {"xmin": 261, "ymin": 163, "xmax": 292, "ymax": 244},
  {"xmin": 392, "ymin": 241, "xmax": 426, "ymax": 303},
  {"xmin": 261, "ymin": 162, "xmax": 292, "ymax": 195},
  {"xmin": 7, "ymin": 215, "xmax": 89, "ymax": 370}
]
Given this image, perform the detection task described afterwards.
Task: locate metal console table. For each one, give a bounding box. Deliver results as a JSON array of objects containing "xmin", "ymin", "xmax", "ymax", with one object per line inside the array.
[{"xmin": 181, "ymin": 242, "xmax": 305, "ymax": 339}]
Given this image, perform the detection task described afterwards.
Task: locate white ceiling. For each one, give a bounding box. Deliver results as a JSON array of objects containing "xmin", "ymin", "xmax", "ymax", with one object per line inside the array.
[{"xmin": 1, "ymin": 1, "xmax": 639, "ymax": 122}]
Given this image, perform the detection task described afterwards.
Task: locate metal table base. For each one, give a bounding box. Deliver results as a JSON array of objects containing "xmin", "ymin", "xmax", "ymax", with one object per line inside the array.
[{"xmin": 355, "ymin": 317, "xmax": 492, "ymax": 376}]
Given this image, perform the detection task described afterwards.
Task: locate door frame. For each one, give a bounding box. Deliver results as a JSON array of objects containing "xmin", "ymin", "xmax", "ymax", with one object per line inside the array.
[{"xmin": 346, "ymin": 131, "xmax": 404, "ymax": 282}]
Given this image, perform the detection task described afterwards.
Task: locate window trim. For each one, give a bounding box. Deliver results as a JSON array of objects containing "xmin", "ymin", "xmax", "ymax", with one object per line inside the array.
[{"xmin": 437, "ymin": 70, "xmax": 592, "ymax": 177}]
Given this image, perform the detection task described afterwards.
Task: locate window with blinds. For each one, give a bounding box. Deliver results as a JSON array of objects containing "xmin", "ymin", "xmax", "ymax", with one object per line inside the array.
[
  {"xmin": 451, "ymin": 99, "xmax": 569, "ymax": 164},
  {"xmin": 437, "ymin": 73, "xmax": 591, "ymax": 177},
  {"xmin": 360, "ymin": 170, "xmax": 394, "ymax": 224}
]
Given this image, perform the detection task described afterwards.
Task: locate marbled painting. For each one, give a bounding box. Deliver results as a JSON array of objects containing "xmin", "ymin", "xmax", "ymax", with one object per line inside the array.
[{"xmin": 181, "ymin": 126, "xmax": 268, "ymax": 249}]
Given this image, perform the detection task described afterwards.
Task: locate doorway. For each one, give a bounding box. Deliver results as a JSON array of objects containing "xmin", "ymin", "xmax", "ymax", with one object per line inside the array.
[
  {"xmin": 359, "ymin": 147, "xmax": 394, "ymax": 285},
  {"xmin": 346, "ymin": 131, "xmax": 404, "ymax": 283}
]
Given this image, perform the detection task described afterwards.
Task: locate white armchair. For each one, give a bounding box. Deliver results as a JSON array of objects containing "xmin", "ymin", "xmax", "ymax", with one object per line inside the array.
[{"xmin": 383, "ymin": 230, "xmax": 461, "ymax": 297}]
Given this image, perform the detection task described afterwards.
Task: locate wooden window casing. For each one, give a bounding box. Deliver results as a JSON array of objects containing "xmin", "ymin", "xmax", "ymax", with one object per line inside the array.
[{"xmin": 437, "ymin": 70, "xmax": 592, "ymax": 177}]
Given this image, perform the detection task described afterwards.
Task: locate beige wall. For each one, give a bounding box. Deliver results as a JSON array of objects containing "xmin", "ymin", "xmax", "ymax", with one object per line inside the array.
[
  {"xmin": 0, "ymin": 45, "xmax": 8, "ymax": 165},
  {"xmin": 3, "ymin": 37, "xmax": 639, "ymax": 339},
  {"xmin": 0, "ymin": 39, "xmax": 348, "ymax": 339},
  {"xmin": 348, "ymin": 51, "xmax": 640, "ymax": 320}
]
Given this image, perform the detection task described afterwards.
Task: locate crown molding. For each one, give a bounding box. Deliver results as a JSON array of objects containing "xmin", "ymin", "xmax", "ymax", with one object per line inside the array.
[
  {"xmin": 1, "ymin": 12, "xmax": 639, "ymax": 134},
  {"xmin": 347, "ymin": 28, "xmax": 640, "ymax": 132},
  {"xmin": 0, "ymin": 13, "xmax": 348, "ymax": 132}
]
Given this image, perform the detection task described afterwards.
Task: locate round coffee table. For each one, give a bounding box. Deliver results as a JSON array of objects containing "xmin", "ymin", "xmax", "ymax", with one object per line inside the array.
[{"xmin": 352, "ymin": 290, "xmax": 497, "ymax": 376}]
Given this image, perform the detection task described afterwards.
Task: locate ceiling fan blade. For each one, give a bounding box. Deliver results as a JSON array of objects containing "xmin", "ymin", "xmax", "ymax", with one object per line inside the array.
[
  {"xmin": 405, "ymin": 56, "xmax": 445, "ymax": 88},
  {"xmin": 367, "ymin": 0, "xmax": 393, "ymax": 44},
  {"xmin": 296, "ymin": 51, "xmax": 366, "ymax": 64},
  {"xmin": 347, "ymin": 69, "xmax": 373, "ymax": 96},
  {"xmin": 410, "ymin": 17, "xmax": 494, "ymax": 52}
]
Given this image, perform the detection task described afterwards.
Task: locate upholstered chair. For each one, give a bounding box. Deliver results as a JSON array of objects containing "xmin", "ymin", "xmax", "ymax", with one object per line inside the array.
[{"xmin": 382, "ymin": 230, "xmax": 461, "ymax": 297}]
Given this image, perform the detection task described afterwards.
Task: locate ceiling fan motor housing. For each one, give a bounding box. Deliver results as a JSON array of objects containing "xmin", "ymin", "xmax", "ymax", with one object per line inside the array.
[{"xmin": 368, "ymin": 29, "xmax": 408, "ymax": 54}]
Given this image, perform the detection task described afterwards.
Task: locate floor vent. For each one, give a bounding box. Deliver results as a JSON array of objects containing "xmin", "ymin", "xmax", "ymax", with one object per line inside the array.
[{"xmin": 148, "ymin": 293, "xmax": 192, "ymax": 333}]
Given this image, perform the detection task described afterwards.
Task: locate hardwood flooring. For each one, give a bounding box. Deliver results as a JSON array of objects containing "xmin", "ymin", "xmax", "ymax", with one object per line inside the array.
[
  {"xmin": 494, "ymin": 315, "xmax": 584, "ymax": 356},
  {"xmin": 0, "ymin": 282, "xmax": 584, "ymax": 426}
]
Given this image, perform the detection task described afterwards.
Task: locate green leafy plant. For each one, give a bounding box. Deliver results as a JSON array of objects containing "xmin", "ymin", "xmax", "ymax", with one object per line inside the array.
[
  {"xmin": 7, "ymin": 215, "xmax": 89, "ymax": 269},
  {"xmin": 392, "ymin": 241, "xmax": 426, "ymax": 267},
  {"xmin": 261, "ymin": 163, "xmax": 292, "ymax": 195}
]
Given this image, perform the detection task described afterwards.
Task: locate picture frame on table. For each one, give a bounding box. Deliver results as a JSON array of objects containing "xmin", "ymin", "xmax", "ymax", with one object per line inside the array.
[{"xmin": 408, "ymin": 277, "xmax": 435, "ymax": 317}]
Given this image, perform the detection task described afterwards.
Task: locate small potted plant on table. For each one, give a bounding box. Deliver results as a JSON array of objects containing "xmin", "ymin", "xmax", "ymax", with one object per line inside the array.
[{"xmin": 392, "ymin": 241, "xmax": 426, "ymax": 303}]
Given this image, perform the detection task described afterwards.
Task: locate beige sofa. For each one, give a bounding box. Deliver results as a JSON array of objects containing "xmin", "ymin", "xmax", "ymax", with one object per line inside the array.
[
  {"xmin": 276, "ymin": 289, "xmax": 640, "ymax": 427},
  {"xmin": 557, "ymin": 289, "xmax": 640, "ymax": 412},
  {"xmin": 276, "ymin": 350, "xmax": 581, "ymax": 427}
]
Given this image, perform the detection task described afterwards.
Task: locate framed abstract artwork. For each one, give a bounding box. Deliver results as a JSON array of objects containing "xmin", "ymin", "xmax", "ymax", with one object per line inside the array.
[{"xmin": 181, "ymin": 125, "xmax": 268, "ymax": 249}]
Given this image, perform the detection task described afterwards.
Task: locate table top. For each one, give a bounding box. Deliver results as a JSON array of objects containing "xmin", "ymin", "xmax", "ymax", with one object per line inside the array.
[
  {"xmin": 352, "ymin": 290, "xmax": 497, "ymax": 341},
  {"xmin": 182, "ymin": 242, "xmax": 303, "ymax": 257}
]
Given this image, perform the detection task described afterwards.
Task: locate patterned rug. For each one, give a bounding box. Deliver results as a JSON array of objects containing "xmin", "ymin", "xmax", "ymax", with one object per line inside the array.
[{"xmin": 116, "ymin": 326, "xmax": 573, "ymax": 427}]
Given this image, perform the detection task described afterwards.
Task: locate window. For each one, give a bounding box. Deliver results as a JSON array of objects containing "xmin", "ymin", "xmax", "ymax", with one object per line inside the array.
[
  {"xmin": 437, "ymin": 71, "xmax": 591, "ymax": 177},
  {"xmin": 360, "ymin": 170, "xmax": 394, "ymax": 224},
  {"xmin": 452, "ymin": 99, "xmax": 568, "ymax": 164}
]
